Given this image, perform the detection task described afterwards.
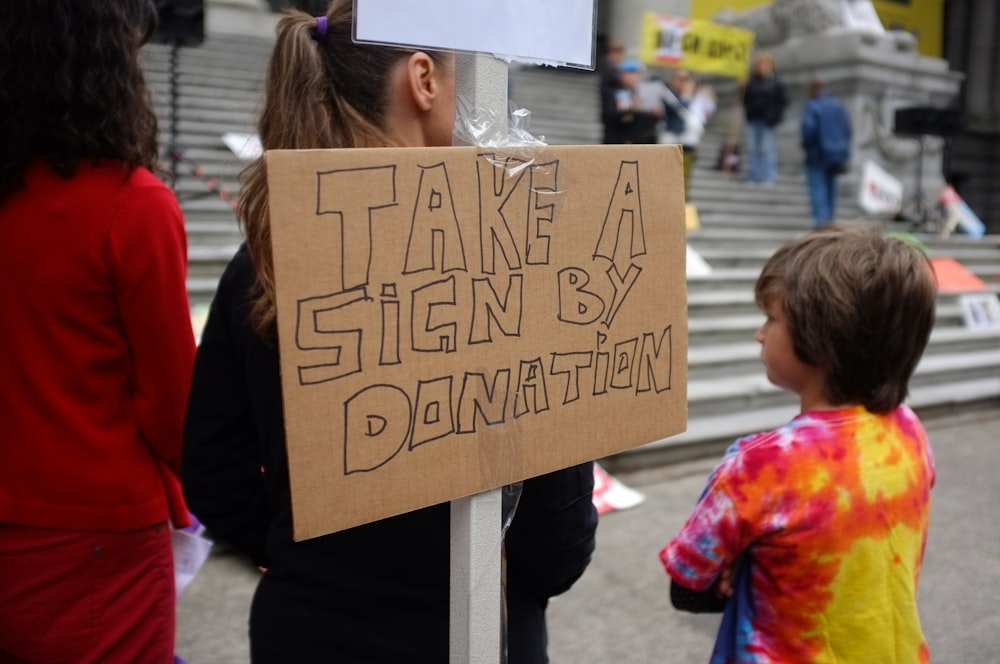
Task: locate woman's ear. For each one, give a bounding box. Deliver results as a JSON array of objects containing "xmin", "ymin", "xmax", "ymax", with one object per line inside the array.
[{"xmin": 405, "ymin": 51, "xmax": 438, "ymax": 112}]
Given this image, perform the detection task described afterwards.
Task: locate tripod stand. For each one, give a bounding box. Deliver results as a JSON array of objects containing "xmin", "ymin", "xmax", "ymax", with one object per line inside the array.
[
  {"xmin": 893, "ymin": 106, "xmax": 962, "ymax": 234},
  {"xmin": 904, "ymin": 135, "xmax": 945, "ymax": 233}
]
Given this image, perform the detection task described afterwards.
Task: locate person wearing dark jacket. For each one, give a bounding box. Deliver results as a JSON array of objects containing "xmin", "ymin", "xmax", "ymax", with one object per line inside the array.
[
  {"xmin": 601, "ymin": 59, "xmax": 661, "ymax": 145},
  {"xmin": 598, "ymin": 40, "xmax": 625, "ymax": 144},
  {"xmin": 182, "ymin": 3, "xmax": 598, "ymax": 663},
  {"xmin": 742, "ymin": 53, "xmax": 788, "ymax": 185},
  {"xmin": 801, "ymin": 77, "xmax": 852, "ymax": 225}
]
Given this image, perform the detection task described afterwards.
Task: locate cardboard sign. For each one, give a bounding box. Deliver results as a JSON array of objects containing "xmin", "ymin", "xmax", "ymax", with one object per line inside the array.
[
  {"xmin": 354, "ymin": 0, "xmax": 597, "ymax": 68},
  {"xmin": 266, "ymin": 145, "xmax": 688, "ymax": 539},
  {"xmin": 640, "ymin": 14, "xmax": 754, "ymax": 79}
]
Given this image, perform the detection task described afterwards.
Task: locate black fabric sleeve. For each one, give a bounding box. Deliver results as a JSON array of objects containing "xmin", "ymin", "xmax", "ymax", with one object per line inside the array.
[
  {"xmin": 503, "ymin": 462, "xmax": 598, "ymax": 601},
  {"xmin": 670, "ymin": 579, "xmax": 727, "ymax": 613},
  {"xmin": 182, "ymin": 251, "xmax": 270, "ymax": 565},
  {"xmin": 775, "ymin": 79, "xmax": 789, "ymax": 121},
  {"xmin": 601, "ymin": 86, "xmax": 622, "ymax": 126}
]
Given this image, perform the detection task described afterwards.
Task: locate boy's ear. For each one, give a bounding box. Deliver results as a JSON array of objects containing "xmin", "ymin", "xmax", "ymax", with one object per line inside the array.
[{"xmin": 405, "ymin": 51, "xmax": 438, "ymax": 112}]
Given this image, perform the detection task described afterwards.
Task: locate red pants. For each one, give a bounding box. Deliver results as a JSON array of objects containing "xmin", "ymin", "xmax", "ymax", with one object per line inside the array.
[{"xmin": 0, "ymin": 522, "xmax": 175, "ymax": 664}]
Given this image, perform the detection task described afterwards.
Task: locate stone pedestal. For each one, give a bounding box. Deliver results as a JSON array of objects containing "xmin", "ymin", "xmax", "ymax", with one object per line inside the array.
[{"xmin": 765, "ymin": 29, "xmax": 963, "ymax": 205}]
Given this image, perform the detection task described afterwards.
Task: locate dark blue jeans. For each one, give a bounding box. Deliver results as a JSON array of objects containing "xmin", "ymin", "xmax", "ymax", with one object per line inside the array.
[{"xmin": 806, "ymin": 164, "xmax": 838, "ymax": 226}]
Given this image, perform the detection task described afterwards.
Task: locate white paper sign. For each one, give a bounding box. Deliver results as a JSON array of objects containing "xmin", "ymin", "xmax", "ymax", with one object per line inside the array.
[
  {"xmin": 172, "ymin": 523, "xmax": 213, "ymax": 597},
  {"xmin": 592, "ymin": 463, "xmax": 645, "ymax": 515},
  {"xmin": 686, "ymin": 243, "xmax": 712, "ymax": 277},
  {"xmin": 354, "ymin": 0, "xmax": 596, "ymax": 68},
  {"xmin": 222, "ymin": 132, "xmax": 263, "ymax": 161},
  {"xmin": 858, "ymin": 159, "xmax": 903, "ymax": 217},
  {"xmin": 958, "ymin": 294, "xmax": 1000, "ymax": 329}
]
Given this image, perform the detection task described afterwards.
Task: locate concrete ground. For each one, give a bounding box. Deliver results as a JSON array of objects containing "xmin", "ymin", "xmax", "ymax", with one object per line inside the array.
[{"xmin": 176, "ymin": 408, "xmax": 1000, "ymax": 663}]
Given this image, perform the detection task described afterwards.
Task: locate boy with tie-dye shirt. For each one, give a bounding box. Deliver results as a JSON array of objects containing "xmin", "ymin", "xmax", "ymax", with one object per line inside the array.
[{"xmin": 661, "ymin": 223, "xmax": 938, "ymax": 663}]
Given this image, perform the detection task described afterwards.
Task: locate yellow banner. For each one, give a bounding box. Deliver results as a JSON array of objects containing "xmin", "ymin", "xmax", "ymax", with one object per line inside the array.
[
  {"xmin": 872, "ymin": 0, "xmax": 942, "ymax": 57},
  {"xmin": 640, "ymin": 13, "xmax": 755, "ymax": 79}
]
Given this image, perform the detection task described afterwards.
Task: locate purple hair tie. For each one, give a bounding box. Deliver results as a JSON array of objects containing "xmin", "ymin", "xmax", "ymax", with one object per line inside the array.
[{"xmin": 313, "ymin": 15, "xmax": 328, "ymax": 41}]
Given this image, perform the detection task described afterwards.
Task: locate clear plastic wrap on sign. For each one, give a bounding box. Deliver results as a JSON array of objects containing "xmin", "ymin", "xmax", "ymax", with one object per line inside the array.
[{"xmin": 453, "ymin": 97, "xmax": 548, "ymax": 178}]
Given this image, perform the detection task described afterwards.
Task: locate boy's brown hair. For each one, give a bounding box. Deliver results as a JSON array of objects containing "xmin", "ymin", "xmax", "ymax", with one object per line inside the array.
[{"xmin": 754, "ymin": 223, "xmax": 937, "ymax": 413}]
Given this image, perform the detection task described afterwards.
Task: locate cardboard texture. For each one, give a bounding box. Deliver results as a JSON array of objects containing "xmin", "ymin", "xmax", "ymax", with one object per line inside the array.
[{"xmin": 265, "ymin": 144, "xmax": 688, "ymax": 539}]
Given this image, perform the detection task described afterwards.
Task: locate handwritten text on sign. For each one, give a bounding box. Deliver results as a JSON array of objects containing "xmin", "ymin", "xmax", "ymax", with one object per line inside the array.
[{"xmin": 266, "ymin": 145, "xmax": 688, "ymax": 539}]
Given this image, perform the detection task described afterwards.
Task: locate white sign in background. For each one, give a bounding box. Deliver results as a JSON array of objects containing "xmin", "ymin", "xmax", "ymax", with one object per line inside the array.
[
  {"xmin": 354, "ymin": 0, "xmax": 596, "ymax": 69},
  {"xmin": 858, "ymin": 159, "xmax": 903, "ymax": 217}
]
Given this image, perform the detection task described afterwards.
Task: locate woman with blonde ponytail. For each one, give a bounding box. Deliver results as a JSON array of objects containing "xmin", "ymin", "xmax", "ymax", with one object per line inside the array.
[{"xmin": 182, "ymin": 2, "xmax": 597, "ymax": 661}]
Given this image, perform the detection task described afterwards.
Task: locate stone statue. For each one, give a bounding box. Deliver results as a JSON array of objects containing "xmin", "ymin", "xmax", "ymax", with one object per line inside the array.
[{"xmin": 714, "ymin": 0, "xmax": 914, "ymax": 50}]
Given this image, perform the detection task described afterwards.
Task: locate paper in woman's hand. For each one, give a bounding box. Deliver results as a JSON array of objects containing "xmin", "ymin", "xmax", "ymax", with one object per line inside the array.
[{"xmin": 172, "ymin": 516, "xmax": 213, "ymax": 598}]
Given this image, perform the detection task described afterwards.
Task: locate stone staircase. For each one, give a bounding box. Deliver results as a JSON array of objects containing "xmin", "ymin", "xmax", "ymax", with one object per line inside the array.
[
  {"xmin": 142, "ymin": 35, "xmax": 1000, "ymax": 470},
  {"xmin": 142, "ymin": 36, "xmax": 270, "ymax": 309}
]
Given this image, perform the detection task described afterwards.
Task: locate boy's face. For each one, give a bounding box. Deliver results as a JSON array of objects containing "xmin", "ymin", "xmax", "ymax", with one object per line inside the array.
[{"xmin": 755, "ymin": 296, "xmax": 827, "ymax": 406}]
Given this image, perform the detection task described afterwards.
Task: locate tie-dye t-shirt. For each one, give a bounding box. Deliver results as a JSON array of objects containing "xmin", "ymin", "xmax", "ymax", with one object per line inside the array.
[{"xmin": 660, "ymin": 405, "xmax": 935, "ymax": 664}]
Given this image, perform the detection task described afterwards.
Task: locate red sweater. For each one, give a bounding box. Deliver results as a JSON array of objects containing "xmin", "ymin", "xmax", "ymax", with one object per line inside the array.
[{"xmin": 0, "ymin": 161, "xmax": 195, "ymax": 531}]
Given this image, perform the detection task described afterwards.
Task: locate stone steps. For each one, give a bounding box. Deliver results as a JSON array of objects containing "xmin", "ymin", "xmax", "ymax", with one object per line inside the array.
[
  {"xmin": 509, "ymin": 67, "xmax": 602, "ymax": 145},
  {"xmin": 688, "ymin": 332, "xmax": 1000, "ymax": 381},
  {"xmin": 684, "ymin": 347, "xmax": 1000, "ymax": 424},
  {"xmin": 608, "ymin": 374, "xmax": 1000, "ymax": 471},
  {"xmin": 690, "ymin": 312, "xmax": 998, "ymax": 347},
  {"xmin": 142, "ymin": 34, "xmax": 269, "ymax": 301},
  {"xmin": 688, "ymin": 250, "xmax": 1000, "ymax": 282}
]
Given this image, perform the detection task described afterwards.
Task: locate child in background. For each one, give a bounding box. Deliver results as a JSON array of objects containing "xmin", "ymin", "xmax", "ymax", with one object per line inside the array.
[{"xmin": 661, "ymin": 223, "xmax": 938, "ymax": 663}]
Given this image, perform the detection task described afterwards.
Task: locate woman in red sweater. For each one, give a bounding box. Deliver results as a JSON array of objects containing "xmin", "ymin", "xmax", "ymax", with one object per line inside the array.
[{"xmin": 0, "ymin": 1, "xmax": 195, "ymax": 661}]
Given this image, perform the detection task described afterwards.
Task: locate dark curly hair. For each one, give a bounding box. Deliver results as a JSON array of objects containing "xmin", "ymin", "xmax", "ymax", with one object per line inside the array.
[{"xmin": 0, "ymin": 0, "xmax": 161, "ymax": 202}]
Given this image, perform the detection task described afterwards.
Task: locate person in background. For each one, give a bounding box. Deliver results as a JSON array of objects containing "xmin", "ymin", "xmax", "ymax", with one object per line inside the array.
[
  {"xmin": 658, "ymin": 69, "xmax": 716, "ymax": 198},
  {"xmin": 598, "ymin": 41, "xmax": 626, "ymax": 144},
  {"xmin": 602, "ymin": 59, "xmax": 661, "ymax": 145},
  {"xmin": 661, "ymin": 223, "xmax": 937, "ymax": 663},
  {"xmin": 801, "ymin": 77, "xmax": 852, "ymax": 226},
  {"xmin": 742, "ymin": 52, "xmax": 787, "ymax": 185},
  {"xmin": 0, "ymin": 1, "xmax": 195, "ymax": 661},
  {"xmin": 181, "ymin": 2, "xmax": 598, "ymax": 662},
  {"xmin": 659, "ymin": 69, "xmax": 694, "ymax": 193}
]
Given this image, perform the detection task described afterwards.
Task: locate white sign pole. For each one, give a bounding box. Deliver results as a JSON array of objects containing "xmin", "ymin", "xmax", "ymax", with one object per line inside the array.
[
  {"xmin": 449, "ymin": 52, "xmax": 508, "ymax": 664},
  {"xmin": 450, "ymin": 487, "xmax": 503, "ymax": 663}
]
